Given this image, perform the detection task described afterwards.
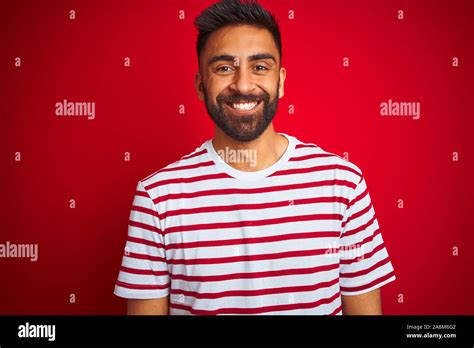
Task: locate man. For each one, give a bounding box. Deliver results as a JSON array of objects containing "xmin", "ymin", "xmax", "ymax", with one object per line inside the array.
[{"xmin": 114, "ymin": 0, "xmax": 396, "ymax": 315}]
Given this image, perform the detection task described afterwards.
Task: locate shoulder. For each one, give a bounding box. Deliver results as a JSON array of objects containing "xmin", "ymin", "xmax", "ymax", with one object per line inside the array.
[
  {"xmin": 138, "ymin": 140, "xmax": 210, "ymax": 191},
  {"xmin": 291, "ymin": 135, "xmax": 364, "ymax": 186}
]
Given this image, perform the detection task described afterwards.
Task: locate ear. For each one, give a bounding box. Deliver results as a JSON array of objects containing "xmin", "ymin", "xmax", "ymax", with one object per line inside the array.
[
  {"xmin": 195, "ymin": 73, "xmax": 204, "ymax": 101},
  {"xmin": 278, "ymin": 67, "xmax": 286, "ymax": 99}
]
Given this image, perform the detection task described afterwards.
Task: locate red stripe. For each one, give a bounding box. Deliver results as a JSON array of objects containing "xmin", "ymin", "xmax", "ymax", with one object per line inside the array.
[
  {"xmin": 346, "ymin": 187, "xmax": 368, "ymax": 209},
  {"xmin": 164, "ymin": 213, "xmax": 343, "ymax": 234},
  {"xmin": 120, "ymin": 266, "xmax": 168, "ymax": 277},
  {"xmin": 127, "ymin": 235, "xmax": 164, "ymax": 249},
  {"xmin": 340, "ymin": 256, "xmax": 391, "ymax": 278},
  {"xmin": 126, "ymin": 228, "xmax": 339, "ymax": 251},
  {"xmin": 142, "ymin": 171, "xmax": 159, "ymax": 181},
  {"xmin": 128, "ymin": 220, "xmax": 162, "ymax": 235},
  {"xmin": 171, "ymin": 263, "xmax": 339, "ymax": 282},
  {"xmin": 271, "ymin": 164, "xmax": 361, "ymax": 178},
  {"xmin": 157, "ymin": 160, "xmax": 214, "ymax": 173},
  {"xmin": 167, "ymin": 247, "xmax": 339, "ymax": 265},
  {"xmin": 340, "ymin": 271, "xmax": 395, "ymax": 293},
  {"xmin": 329, "ymin": 304, "xmax": 343, "ymax": 315},
  {"xmin": 341, "ymin": 202, "xmax": 372, "ymax": 228},
  {"xmin": 141, "ymin": 150, "xmax": 208, "ymax": 183},
  {"xmin": 170, "ymin": 277, "xmax": 340, "ymax": 299},
  {"xmin": 346, "ymin": 227, "xmax": 380, "ymax": 249},
  {"xmin": 295, "ymin": 143, "xmax": 319, "ymax": 149},
  {"xmin": 145, "ymin": 173, "xmax": 231, "ymax": 190},
  {"xmin": 166, "ymin": 231, "xmax": 340, "ymax": 250},
  {"xmin": 131, "ymin": 205, "xmax": 159, "ymax": 218},
  {"xmin": 340, "ymin": 230, "xmax": 384, "ymax": 265},
  {"xmin": 345, "ymin": 242, "xmax": 385, "ymax": 265},
  {"xmin": 289, "ymin": 153, "xmax": 335, "ymax": 161},
  {"xmin": 342, "ymin": 214, "xmax": 377, "ymax": 238},
  {"xmin": 134, "ymin": 191, "xmax": 148, "ymax": 198},
  {"xmin": 154, "ymin": 179, "xmax": 356, "ymax": 205},
  {"xmin": 181, "ymin": 148, "xmax": 207, "ymax": 160},
  {"xmin": 115, "ymin": 280, "xmax": 169, "ymax": 290},
  {"xmin": 125, "ymin": 252, "xmax": 166, "ymax": 262},
  {"xmin": 170, "ymin": 291, "xmax": 340, "ymax": 315},
  {"xmin": 161, "ymin": 196, "xmax": 349, "ymax": 220}
]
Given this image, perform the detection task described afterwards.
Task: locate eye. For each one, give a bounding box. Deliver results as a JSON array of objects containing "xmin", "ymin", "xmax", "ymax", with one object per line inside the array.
[
  {"xmin": 216, "ymin": 66, "xmax": 233, "ymax": 73},
  {"xmin": 254, "ymin": 65, "xmax": 268, "ymax": 71}
]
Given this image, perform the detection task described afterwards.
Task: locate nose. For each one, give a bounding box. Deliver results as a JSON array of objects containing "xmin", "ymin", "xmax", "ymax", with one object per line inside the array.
[{"xmin": 229, "ymin": 68, "xmax": 255, "ymax": 95}]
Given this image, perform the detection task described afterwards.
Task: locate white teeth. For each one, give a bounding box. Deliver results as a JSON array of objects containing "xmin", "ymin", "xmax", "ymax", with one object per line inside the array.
[{"xmin": 232, "ymin": 102, "xmax": 258, "ymax": 110}]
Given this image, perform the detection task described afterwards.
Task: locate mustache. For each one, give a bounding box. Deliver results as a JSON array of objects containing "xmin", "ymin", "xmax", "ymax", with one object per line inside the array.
[{"xmin": 216, "ymin": 92, "xmax": 270, "ymax": 104}]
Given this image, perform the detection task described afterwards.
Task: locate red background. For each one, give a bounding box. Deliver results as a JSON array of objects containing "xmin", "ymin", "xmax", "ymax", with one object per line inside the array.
[{"xmin": 1, "ymin": 0, "xmax": 472, "ymax": 314}]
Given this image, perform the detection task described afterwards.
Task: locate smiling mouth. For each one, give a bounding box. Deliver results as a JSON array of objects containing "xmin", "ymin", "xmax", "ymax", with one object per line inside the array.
[{"xmin": 225, "ymin": 100, "xmax": 262, "ymax": 112}]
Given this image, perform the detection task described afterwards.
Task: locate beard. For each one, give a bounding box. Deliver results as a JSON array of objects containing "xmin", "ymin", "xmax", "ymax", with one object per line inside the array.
[{"xmin": 202, "ymin": 80, "xmax": 280, "ymax": 142}]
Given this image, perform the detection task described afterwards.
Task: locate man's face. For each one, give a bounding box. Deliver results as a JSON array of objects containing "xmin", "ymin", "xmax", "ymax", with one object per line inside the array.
[{"xmin": 196, "ymin": 24, "xmax": 286, "ymax": 142}]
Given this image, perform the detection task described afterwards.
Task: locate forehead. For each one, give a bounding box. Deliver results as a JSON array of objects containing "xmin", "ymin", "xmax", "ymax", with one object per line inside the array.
[{"xmin": 202, "ymin": 24, "xmax": 278, "ymax": 62}]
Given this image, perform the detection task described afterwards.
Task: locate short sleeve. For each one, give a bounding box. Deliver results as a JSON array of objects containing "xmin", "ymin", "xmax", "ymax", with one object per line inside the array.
[
  {"xmin": 114, "ymin": 180, "xmax": 170, "ymax": 299},
  {"xmin": 339, "ymin": 175, "xmax": 396, "ymax": 296}
]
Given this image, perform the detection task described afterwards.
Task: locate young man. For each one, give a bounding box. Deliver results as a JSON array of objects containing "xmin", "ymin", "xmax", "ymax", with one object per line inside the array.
[{"xmin": 114, "ymin": 0, "xmax": 396, "ymax": 315}]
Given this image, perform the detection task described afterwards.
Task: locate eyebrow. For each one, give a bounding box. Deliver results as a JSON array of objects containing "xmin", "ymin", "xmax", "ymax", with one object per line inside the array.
[{"xmin": 207, "ymin": 53, "xmax": 276, "ymax": 65}]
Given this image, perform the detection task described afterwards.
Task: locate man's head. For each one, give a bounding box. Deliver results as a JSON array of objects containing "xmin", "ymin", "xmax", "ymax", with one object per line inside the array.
[{"xmin": 194, "ymin": 0, "xmax": 286, "ymax": 142}]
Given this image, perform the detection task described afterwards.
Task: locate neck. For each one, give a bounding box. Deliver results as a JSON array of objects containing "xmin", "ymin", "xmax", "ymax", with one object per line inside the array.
[{"xmin": 211, "ymin": 124, "xmax": 289, "ymax": 172}]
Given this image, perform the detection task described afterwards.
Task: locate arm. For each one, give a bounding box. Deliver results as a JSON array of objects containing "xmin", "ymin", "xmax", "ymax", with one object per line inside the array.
[
  {"xmin": 127, "ymin": 296, "xmax": 170, "ymax": 315},
  {"xmin": 341, "ymin": 288, "xmax": 382, "ymax": 315}
]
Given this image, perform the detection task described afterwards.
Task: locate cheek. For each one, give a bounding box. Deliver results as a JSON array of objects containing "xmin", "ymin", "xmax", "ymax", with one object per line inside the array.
[
  {"xmin": 261, "ymin": 83, "xmax": 279, "ymax": 99},
  {"xmin": 256, "ymin": 74, "xmax": 279, "ymax": 94},
  {"xmin": 206, "ymin": 76, "xmax": 230, "ymax": 99}
]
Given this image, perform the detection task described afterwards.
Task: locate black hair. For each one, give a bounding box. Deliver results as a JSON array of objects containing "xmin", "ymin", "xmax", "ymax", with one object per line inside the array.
[{"xmin": 194, "ymin": 0, "xmax": 282, "ymax": 64}]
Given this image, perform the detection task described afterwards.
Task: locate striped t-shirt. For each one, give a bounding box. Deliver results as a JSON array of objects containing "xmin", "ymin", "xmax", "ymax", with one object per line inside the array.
[{"xmin": 114, "ymin": 133, "xmax": 396, "ymax": 315}]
